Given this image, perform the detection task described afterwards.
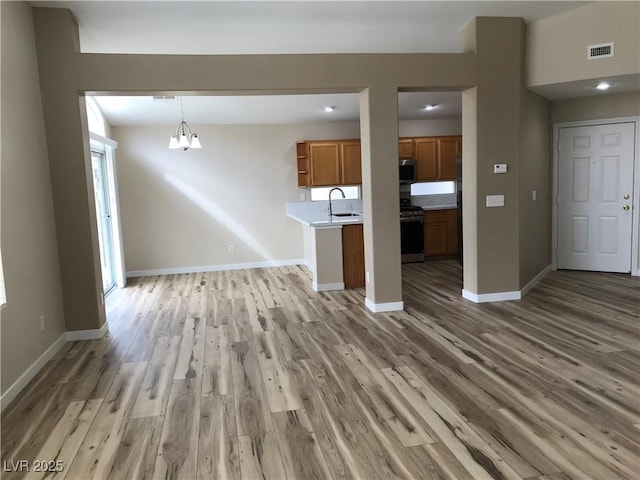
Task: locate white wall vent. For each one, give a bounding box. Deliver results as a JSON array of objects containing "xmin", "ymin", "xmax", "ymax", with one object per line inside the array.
[
  {"xmin": 152, "ymin": 95, "xmax": 177, "ymax": 102},
  {"xmin": 587, "ymin": 42, "xmax": 614, "ymax": 59}
]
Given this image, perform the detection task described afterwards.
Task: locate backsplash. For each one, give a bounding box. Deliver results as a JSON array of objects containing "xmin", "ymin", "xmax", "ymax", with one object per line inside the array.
[
  {"xmin": 411, "ymin": 193, "xmax": 457, "ymax": 208},
  {"xmin": 286, "ymin": 199, "xmax": 363, "ymax": 218},
  {"xmin": 400, "ymin": 181, "xmax": 457, "ymax": 208}
]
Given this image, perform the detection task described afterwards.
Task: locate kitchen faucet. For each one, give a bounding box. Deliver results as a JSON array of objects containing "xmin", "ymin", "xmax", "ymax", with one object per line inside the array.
[{"xmin": 328, "ymin": 187, "xmax": 345, "ymax": 216}]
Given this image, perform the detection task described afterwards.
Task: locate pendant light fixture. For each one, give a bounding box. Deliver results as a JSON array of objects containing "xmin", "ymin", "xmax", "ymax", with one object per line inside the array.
[{"xmin": 168, "ymin": 96, "xmax": 202, "ymax": 150}]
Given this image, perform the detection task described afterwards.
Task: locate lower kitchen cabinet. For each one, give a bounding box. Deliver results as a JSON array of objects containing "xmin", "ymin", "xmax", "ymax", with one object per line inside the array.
[
  {"xmin": 342, "ymin": 224, "xmax": 365, "ymax": 288},
  {"xmin": 424, "ymin": 209, "xmax": 457, "ymax": 257}
]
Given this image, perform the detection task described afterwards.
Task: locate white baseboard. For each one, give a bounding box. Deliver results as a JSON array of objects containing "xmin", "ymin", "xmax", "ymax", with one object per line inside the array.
[
  {"xmin": 520, "ymin": 265, "xmax": 552, "ymax": 297},
  {"xmin": 462, "ymin": 289, "xmax": 521, "ymax": 303},
  {"xmin": 462, "ymin": 265, "xmax": 551, "ymax": 303},
  {"xmin": 304, "ymin": 260, "xmax": 314, "ymax": 274},
  {"xmin": 66, "ymin": 321, "xmax": 108, "ymax": 341},
  {"xmin": 2, "ymin": 322, "xmax": 110, "ymax": 411},
  {"xmin": 312, "ymin": 282, "xmax": 345, "ymax": 292},
  {"xmin": 127, "ymin": 259, "xmax": 306, "ymax": 277},
  {"xmin": 1, "ymin": 333, "xmax": 67, "ymax": 412},
  {"xmin": 365, "ymin": 298, "xmax": 404, "ymax": 313}
]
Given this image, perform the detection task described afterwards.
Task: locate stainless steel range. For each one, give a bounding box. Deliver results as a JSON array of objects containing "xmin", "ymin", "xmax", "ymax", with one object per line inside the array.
[{"xmin": 400, "ymin": 199, "xmax": 424, "ymax": 263}]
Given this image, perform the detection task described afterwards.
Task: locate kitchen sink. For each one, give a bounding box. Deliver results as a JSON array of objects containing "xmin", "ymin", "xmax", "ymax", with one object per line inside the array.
[{"xmin": 332, "ymin": 213, "xmax": 360, "ymax": 217}]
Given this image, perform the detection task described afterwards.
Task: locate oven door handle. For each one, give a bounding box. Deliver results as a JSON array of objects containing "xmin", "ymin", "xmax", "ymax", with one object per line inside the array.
[{"xmin": 400, "ymin": 217, "xmax": 424, "ymax": 223}]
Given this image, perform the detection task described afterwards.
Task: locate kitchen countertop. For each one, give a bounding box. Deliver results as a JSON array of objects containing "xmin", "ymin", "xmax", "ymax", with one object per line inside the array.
[
  {"xmin": 421, "ymin": 204, "xmax": 457, "ymax": 210},
  {"xmin": 286, "ymin": 199, "xmax": 457, "ymax": 228},
  {"xmin": 286, "ymin": 210, "xmax": 364, "ymax": 227},
  {"xmin": 287, "ymin": 205, "xmax": 457, "ymax": 227}
]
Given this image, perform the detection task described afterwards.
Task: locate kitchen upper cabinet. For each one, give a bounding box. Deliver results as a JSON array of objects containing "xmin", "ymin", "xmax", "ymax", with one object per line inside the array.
[
  {"xmin": 424, "ymin": 209, "xmax": 457, "ymax": 257},
  {"xmin": 437, "ymin": 136, "xmax": 461, "ymax": 180},
  {"xmin": 309, "ymin": 142, "xmax": 341, "ymax": 186},
  {"xmin": 296, "ymin": 142, "xmax": 311, "ymax": 187},
  {"xmin": 398, "ymin": 138, "xmax": 413, "ymax": 158},
  {"xmin": 340, "ymin": 141, "xmax": 362, "ymax": 185},
  {"xmin": 413, "ymin": 135, "xmax": 461, "ymax": 181},
  {"xmin": 297, "ymin": 135, "xmax": 460, "ymax": 187},
  {"xmin": 414, "ymin": 138, "xmax": 438, "ymax": 181},
  {"xmin": 296, "ymin": 140, "xmax": 361, "ymax": 187}
]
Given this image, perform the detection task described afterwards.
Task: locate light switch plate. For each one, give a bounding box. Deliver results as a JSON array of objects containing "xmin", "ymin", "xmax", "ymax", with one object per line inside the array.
[
  {"xmin": 494, "ymin": 164, "xmax": 508, "ymax": 174},
  {"xmin": 486, "ymin": 195, "xmax": 505, "ymax": 207}
]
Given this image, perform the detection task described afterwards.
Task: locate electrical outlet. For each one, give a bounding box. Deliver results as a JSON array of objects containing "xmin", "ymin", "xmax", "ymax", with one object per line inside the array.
[
  {"xmin": 366, "ymin": 271, "xmax": 370, "ymax": 284},
  {"xmin": 40, "ymin": 315, "xmax": 45, "ymax": 331},
  {"xmin": 486, "ymin": 195, "xmax": 505, "ymax": 207},
  {"xmin": 228, "ymin": 244, "xmax": 235, "ymax": 253},
  {"xmin": 532, "ymin": 190, "xmax": 537, "ymax": 201},
  {"xmin": 299, "ymin": 192, "xmax": 306, "ymax": 201}
]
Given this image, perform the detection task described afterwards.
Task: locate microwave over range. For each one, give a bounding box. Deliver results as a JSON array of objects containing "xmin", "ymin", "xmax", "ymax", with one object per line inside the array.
[{"xmin": 399, "ymin": 158, "xmax": 415, "ymax": 183}]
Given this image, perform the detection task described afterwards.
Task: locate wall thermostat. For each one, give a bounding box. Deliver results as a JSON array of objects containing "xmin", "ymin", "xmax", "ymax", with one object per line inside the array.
[{"xmin": 494, "ymin": 164, "xmax": 508, "ymax": 174}]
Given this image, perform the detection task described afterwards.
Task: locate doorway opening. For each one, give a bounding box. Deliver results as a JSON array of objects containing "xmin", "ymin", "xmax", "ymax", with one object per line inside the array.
[
  {"xmin": 86, "ymin": 96, "xmax": 126, "ymax": 298},
  {"xmin": 396, "ymin": 91, "xmax": 464, "ymax": 301},
  {"xmin": 91, "ymin": 149, "xmax": 117, "ymax": 294}
]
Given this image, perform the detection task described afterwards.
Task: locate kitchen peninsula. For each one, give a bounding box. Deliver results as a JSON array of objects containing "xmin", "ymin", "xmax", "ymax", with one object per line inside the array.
[{"xmin": 286, "ymin": 200, "xmax": 365, "ymax": 291}]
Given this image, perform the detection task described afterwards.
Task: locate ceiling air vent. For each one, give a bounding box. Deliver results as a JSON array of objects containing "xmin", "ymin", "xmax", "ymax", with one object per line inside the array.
[
  {"xmin": 587, "ymin": 42, "xmax": 614, "ymax": 59},
  {"xmin": 152, "ymin": 95, "xmax": 177, "ymax": 102}
]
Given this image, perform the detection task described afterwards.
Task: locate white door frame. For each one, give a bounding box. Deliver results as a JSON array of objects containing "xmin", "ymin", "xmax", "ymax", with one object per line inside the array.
[
  {"xmin": 90, "ymin": 132, "xmax": 127, "ymax": 289},
  {"xmin": 552, "ymin": 117, "xmax": 640, "ymax": 276}
]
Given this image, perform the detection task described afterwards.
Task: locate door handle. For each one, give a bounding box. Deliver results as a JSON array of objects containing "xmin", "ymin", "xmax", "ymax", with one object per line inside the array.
[{"xmin": 623, "ymin": 205, "xmax": 630, "ymax": 211}]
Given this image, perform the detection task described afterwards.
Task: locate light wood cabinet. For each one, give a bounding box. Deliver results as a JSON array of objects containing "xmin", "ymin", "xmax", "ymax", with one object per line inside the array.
[
  {"xmin": 309, "ymin": 143, "xmax": 341, "ymax": 186},
  {"xmin": 340, "ymin": 141, "xmax": 362, "ymax": 186},
  {"xmin": 342, "ymin": 224, "xmax": 365, "ymax": 288},
  {"xmin": 424, "ymin": 209, "xmax": 457, "ymax": 257},
  {"xmin": 297, "ymin": 135, "xmax": 460, "ymax": 187},
  {"xmin": 398, "ymin": 138, "xmax": 413, "ymax": 158},
  {"xmin": 296, "ymin": 142, "xmax": 311, "ymax": 187},
  {"xmin": 296, "ymin": 140, "xmax": 361, "ymax": 187},
  {"xmin": 437, "ymin": 136, "xmax": 461, "ymax": 180},
  {"xmin": 414, "ymin": 138, "xmax": 438, "ymax": 181},
  {"xmin": 410, "ymin": 135, "xmax": 461, "ymax": 181}
]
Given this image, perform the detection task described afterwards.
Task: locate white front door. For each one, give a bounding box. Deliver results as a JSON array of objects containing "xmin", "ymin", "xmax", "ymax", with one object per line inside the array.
[{"xmin": 557, "ymin": 122, "xmax": 635, "ymax": 273}]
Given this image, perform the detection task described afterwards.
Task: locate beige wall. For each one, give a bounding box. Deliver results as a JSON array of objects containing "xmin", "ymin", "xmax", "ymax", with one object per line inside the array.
[
  {"xmin": 461, "ymin": 87, "xmax": 479, "ymax": 291},
  {"xmin": 30, "ymin": 6, "xmax": 544, "ymax": 328},
  {"xmin": 311, "ymin": 228, "xmax": 344, "ymax": 288},
  {"xmin": 32, "ymin": 6, "xmax": 479, "ymax": 326},
  {"xmin": 528, "ymin": 2, "xmax": 640, "ymax": 88},
  {"xmin": 462, "ymin": 17, "xmax": 525, "ymax": 295},
  {"xmin": 114, "ymin": 119, "xmax": 457, "ymax": 274},
  {"xmin": 519, "ymin": 90, "xmax": 551, "ymax": 287},
  {"xmin": 113, "ymin": 122, "xmax": 358, "ymax": 273},
  {"xmin": 551, "ymin": 91, "xmax": 640, "ymax": 124},
  {"xmin": 399, "ymin": 118, "xmax": 462, "ymax": 137},
  {"xmin": 0, "ymin": 2, "xmax": 66, "ymax": 395}
]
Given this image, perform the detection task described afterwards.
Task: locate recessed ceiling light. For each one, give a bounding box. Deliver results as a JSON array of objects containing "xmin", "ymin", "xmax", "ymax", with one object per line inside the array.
[
  {"xmin": 596, "ymin": 82, "xmax": 611, "ymax": 91},
  {"xmin": 323, "ymin": 106, "xmax": 336, "ymax": 113},
  {"xmin": 424, "ymin": 104, "xmax": 437, "ymax": 111}
]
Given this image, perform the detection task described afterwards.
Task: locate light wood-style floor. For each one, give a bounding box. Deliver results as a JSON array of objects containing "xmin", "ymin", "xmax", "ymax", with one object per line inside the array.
[{"xmin": 2, "ymin": 260, "xmax": 639, "ymax": 480}]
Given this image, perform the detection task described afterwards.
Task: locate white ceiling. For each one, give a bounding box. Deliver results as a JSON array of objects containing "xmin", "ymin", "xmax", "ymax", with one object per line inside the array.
[
  {"xmin": 36, "ymin": 1, "xmax": 621, "ymax": 125},
  {"xmin": 93, "ymin": 92, "xmax": 462, "ymax": 126}
]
